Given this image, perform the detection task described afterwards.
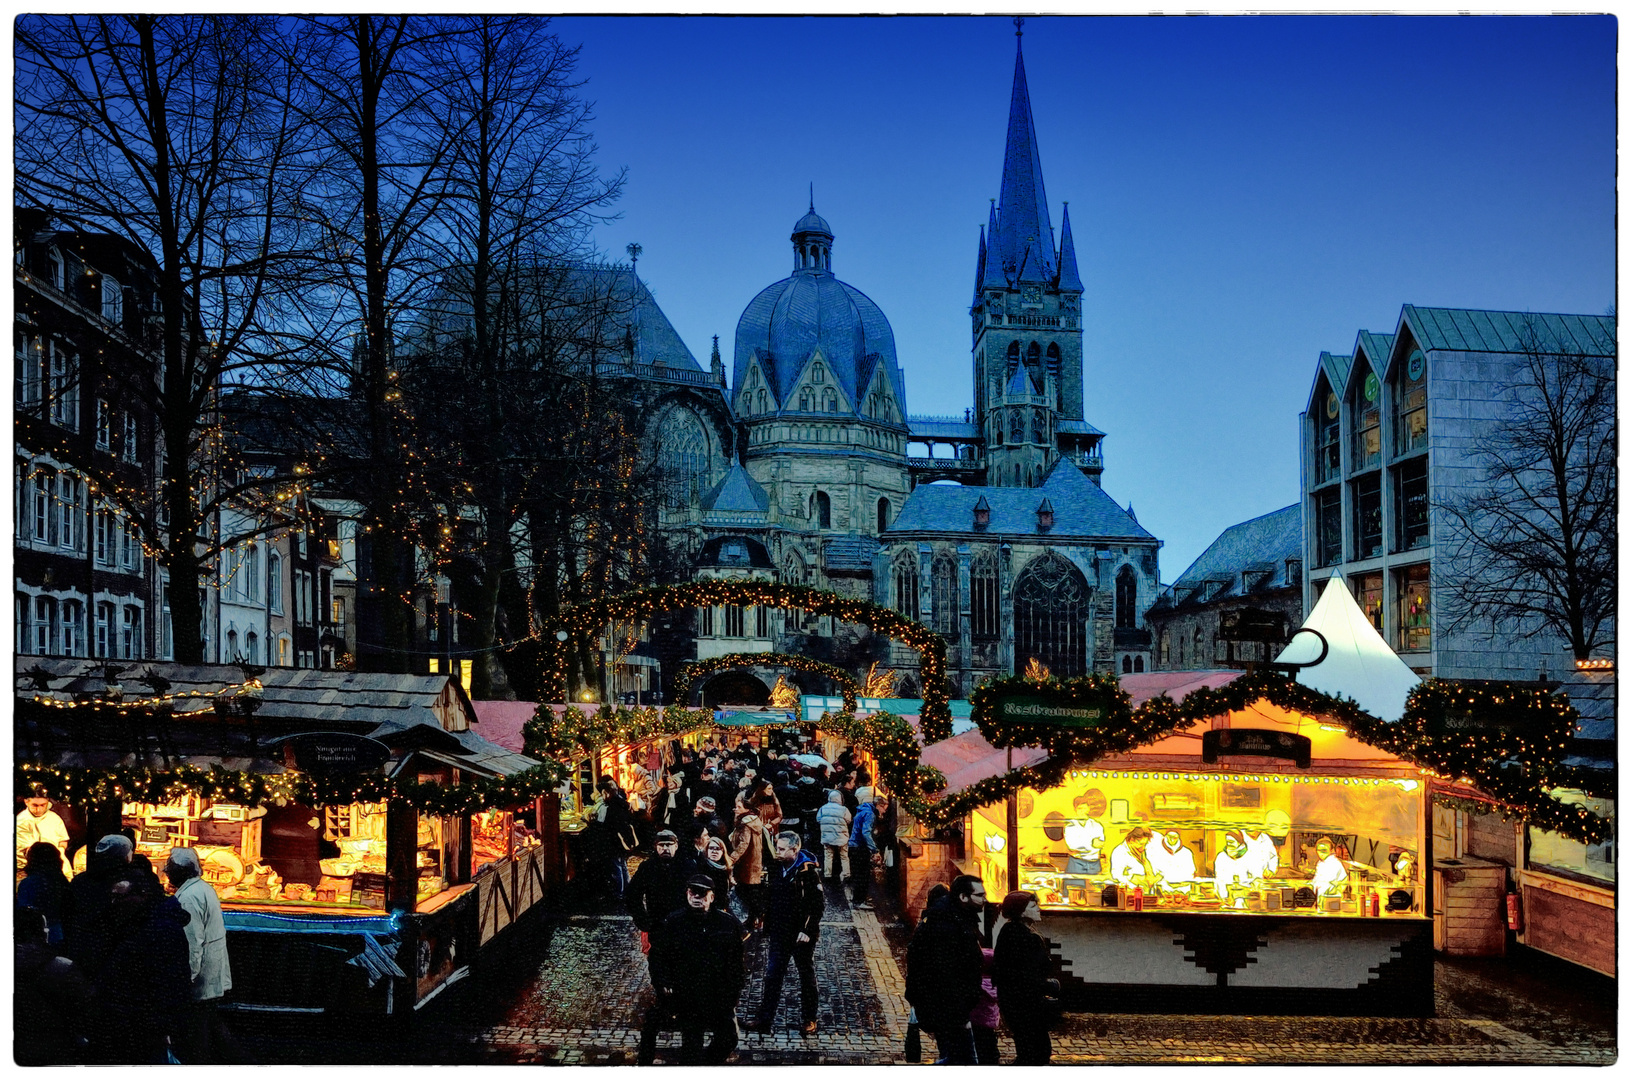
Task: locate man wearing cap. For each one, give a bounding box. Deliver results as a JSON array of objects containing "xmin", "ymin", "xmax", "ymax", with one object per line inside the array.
[
  {"xmin": 627, "ymin": 830, "xmax": 692, "ymax": 955},
  {"xmin": 65, "ymin": 833, "xmax": 134, "ymax": 971},
  {"xmin": 641, "ymin": 874, "xmax": 745, "ymax": 1064},
  {"xmin": 691, "ymin": 795, "xmax": 725, "ymax": 840},
  {"xmin": 166, "ymin": 847, "xmax": 233, "ymax": 1063}
]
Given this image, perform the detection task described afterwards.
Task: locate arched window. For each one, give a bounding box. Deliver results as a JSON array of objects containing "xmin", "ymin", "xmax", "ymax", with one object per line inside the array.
[
  {"xmin": 893, "ymin": 552, "xmax": 920, "ymax": 620},
  {"xmin": 1045, "ymin": 342, "xmax": 1061, "ymax": 384},
  {"xmin": 814, "ymin": 491, "xmax": 831, "ymax": 529},
  {"xmin": 782, "ymin": 556, "xmax": 806, "ymax": 585},
  {"xmin": 812, "ymin": 363, "xmax": 825, "ymax": 384},
  {"xmin": 1014, "ymin": 552, "xmax": 1090, "ymax": 677},
  {"xmin": 1122, "ymin": 655, "xmax": 1132, "ymax": 674},
  {"xmin": 799, "ymin": 390, "xmax": 812, "ymax": 411},
  {"xmin": 1029, "ymin": 409, "xmax": 1042, "ymax": 444},
  {"xmin": 658, "ymin": 407, "xmax": 709, "ymax": 508},
  {"xmin": 970, "ymin": 549, "xmax": 999, "ymax": 641},
  {"xmin": 246, "ymin": 631, "xmax": 260, "ymax": 665},
  {"xmin": 877, "ymin": 497, "xmax": 890, "ymax": 534},
  {"xmin": 931, "ymin": 550, "xmax": 959, "ymax": 636},
  {"xmin": 1026, "ymin": 341, "xmax": 1042, "ymax": 384},
  {"xmin": 226, "ymin": 628, "xmax": 239, "ymax": 662},
  {"xmin": 1006, "ymin": 340, "xmax": 1021, "ymax": 376},
  {"xmin": 1133, "ymin": 656, "xmax": 1145, "ymax": 673},
  {"xmin": 1115, "ymin": 565, "xmax": 1138, "ymax": 629},
  {"xmin": 822, "ymin": 388, "xmax": 838, "ymax": 413},
  {"xmin": 268, "ymin": 553, "xmax": 283, "ymax": 613}
]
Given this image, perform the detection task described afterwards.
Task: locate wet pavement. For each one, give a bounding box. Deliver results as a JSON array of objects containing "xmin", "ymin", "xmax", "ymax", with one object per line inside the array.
[{"xmin": 223, "ymin": 866, "xmax": 1616, "ymax": 1065}]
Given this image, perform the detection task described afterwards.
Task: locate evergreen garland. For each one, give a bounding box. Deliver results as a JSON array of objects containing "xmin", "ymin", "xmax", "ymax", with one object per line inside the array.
[{"xmin": 673, "ymin": 653, "xmax": 859, "ymax": 712}]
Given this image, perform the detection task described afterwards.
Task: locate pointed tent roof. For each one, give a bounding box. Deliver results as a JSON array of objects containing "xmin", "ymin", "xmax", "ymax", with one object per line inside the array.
[
  {"xmin": 1056, "ymin": 204, "xmax": 1083, "ymax": 293},
  {"xmin": 996, "ymin": 38, "xmax": 1055, "ymax": 283},
  {"xmin": 1274, "ymin": 574, "xmax": 1421, "ymax": 722}
]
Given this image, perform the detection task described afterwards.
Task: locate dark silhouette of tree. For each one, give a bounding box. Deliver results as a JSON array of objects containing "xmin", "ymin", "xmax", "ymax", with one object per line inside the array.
[{"xmin": 1438, "ymin": 317, "xmax": 1615, "ymax": 661}]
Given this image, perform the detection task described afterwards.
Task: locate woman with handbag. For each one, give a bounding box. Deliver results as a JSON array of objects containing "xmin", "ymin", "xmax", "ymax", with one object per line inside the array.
[{"xmin": 993, "ymin": 890, "xmax": 1059, "ymax": 1065}]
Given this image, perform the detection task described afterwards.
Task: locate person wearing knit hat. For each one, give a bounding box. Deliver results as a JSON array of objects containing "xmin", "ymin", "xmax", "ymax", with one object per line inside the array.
[{"xmin": 993, "ymin": 890, "xmax": 1057, "ymax": 1065}]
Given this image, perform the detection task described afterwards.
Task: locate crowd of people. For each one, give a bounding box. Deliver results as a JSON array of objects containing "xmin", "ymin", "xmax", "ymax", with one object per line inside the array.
[
  {"xmin": 586, "ymin": 731, "xmax": 897, "ymax": 1064},
  {"xmin": 14, "ymin": 824, "xmax": 237, "ymax": 1065}
]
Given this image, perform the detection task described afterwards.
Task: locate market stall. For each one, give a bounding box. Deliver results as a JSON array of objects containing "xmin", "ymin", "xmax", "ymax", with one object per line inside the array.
[{"xmin": 17, "ymin": 661, "xmax": 554, "ymax": 1017}]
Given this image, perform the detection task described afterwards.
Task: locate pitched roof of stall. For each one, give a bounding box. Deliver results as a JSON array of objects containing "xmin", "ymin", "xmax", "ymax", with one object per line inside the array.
[
  {"xmin": 1399, "ymin": 305, "xmax": 1616, "ymax": 358},
  {"xmin": 887, "ymin": 459, "xmax": 1153, "ymax": 539},
  {"xmin": 1274, "ymin": 574, "xmax": 1421, "ymax": 723}
]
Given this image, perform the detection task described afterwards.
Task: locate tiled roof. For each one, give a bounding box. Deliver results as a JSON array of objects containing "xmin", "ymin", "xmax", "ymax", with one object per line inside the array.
[
  {"xmin": 1158, "ymin": 505, "xmax": 1302, "ymax": 606},
  {"xmin": 886, "ymin": 459, "xmax": 1152, "ymax": 540},
  {"xmin": 701, "ymin": 462, "xmax": 769, "ymax": 514},
  {"xmin": 823, "ymin": 533, "xmax": 880, "ymax": 572},
  {"xmin": 1058, "ymin": 419, "xmax": 1105, "ymax": 437},
  {"xmin": 909, "ymin": 417, "xmax": 980, "ymax": 439},
  {"xmin": 1401, "ymin": 305, "xmax": 1616, "ymax": 358}
]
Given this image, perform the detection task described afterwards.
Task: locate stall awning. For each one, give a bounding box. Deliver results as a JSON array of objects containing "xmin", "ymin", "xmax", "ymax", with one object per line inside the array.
[
  {"xmin": 716, "ymin": 709, "xmax": 799, "ymax": 728},
  {"xmin": 919, "ymin": 727, "xmax": 1049, "ymax": 795},
  {"xmin": 471, "ymin": 700, "xmax": 538, "ymax": 755},
  {"xmin": 1274, "ymin": 574, "xmax": 1421, "ymax": 722}
]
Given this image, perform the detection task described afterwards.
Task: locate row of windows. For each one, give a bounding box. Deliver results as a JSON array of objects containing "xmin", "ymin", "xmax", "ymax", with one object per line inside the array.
[
  {"xmin": 992, "ymin": 408, "xmax": 1050, "ymax": 446},
  {"xmin": 221, "ymin": 543, "xmax": 285, "ymax": 611},
  {"xmin": 1311, "ymin": 348, "xmax": 1428, "ymax": 486},
  {"xmin": 94, "ymin": 399, "xmax": 141, "ymax": 462},
  {"xmin": 16, "ymin": 463, "xmax": 145, "ymax": 571},
  {"xmin": 889, "ymin": 552, "xmax": 1141, "ymax": 646},
  {"xmin": 1324, "ymin": 564, "xmax": 1432, "ymax": 653},
  {"xmin": 16, "ymin": 332, "xmax": 80, "ymax": 430},
  {"xmin": 697, "ymin": 604, "xmax": 772, "ymax": 638},
  {"xmin": 1312, "ymin": 457, "xmax": 1429, "ymax": 567},
  {"xmin": 17, "ymin": 594, "xmax": 143, "ymax": 660}
]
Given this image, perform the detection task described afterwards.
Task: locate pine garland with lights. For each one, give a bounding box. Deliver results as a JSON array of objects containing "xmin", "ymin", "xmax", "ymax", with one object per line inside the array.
[
  {"xmin": 15, "ymin": 760, "xmax": 566, "ymax": 815},
  {"xmin": 674, "ymin": 653, "xmax": 859, "ymax": 712},
  {"xmin": 541, "ymin": 582, "xmax": 952, "ymax": 739},
  {"xmin": 521, "ymin": 704, "xmax": 719, "ymax": 764}
]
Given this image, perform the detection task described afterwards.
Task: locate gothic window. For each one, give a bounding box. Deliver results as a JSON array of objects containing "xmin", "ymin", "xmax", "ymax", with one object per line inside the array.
[
  {"xmin": 757, "ymin": 389, "xmax": 768, "ymax": 413},
  {"xmin": 813, "ymin": 491, "xmax": 831, "ymax": 529},
  {"xmin": 1026, "ymin": 341, "xmax": 1042, "ymax": 386},
  {"xmin": 1133, "ymin": 656, "xmax": 1144, "ymax": 672},
  {"xmin": 877, "ymin": 497, "xmax": 890, "ymax": 534},
  {"xmin": 657, "ymin": 407, "xmax": 708, "ymax": 508},
  {"xmin": 812, "ymin": 363, "xmax": 825, "ymax": 384},
  {"xmin": 799, "ymin": 390, "xmax": 812, "ymax": 411},
  {"xmin": 822, "ymin": 388, "xmax": 838, "ymax": 413},
  {"xmin": 1122, "ymin": 655, "xmax": 1132, "ymax": 674},
  {"xmin": 970, "ymin": 550, "xmax": 999, "ymax": 641},
  {"xmin": 1014, "ymin": 552, "xmax": 1090, "ymax": 677},
  {"xmin": 1006, "ymin": 340, "xmax": 1020, "ymax": 376},
  {"xmin": 782, "ymin": 556, "xmax": 805, "ymax": 585},
  {"xmin": 1046, "ymin": 342, "xmax": 1061, "ymax": 401},
  {"xmin": 893, "ymin": 552, "xmax": 920, "ymax": 620},
  {"xmin": 930, "ymin": 551, "xmax": 959, "ymax": 636},
  {"xmin": 1115, "ymin": 565, "xmax": 1138, "ymax": 629}
]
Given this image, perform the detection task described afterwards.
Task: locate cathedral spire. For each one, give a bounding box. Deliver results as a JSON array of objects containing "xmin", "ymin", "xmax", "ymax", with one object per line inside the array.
[
  {"xmin": 980, "ymin": 199, "xmax": 1006, "ymax": 289},
  {"xmin": 973, "ymin": 224, "xmax": 987, "ymax": 306},
  {"xmin": 997, "ymin": 27, "xmax": 1054, "ymax": 282},
  {"xmin": 1057, "ymin": 202, "xmax": 1083, "ymax": 293}
]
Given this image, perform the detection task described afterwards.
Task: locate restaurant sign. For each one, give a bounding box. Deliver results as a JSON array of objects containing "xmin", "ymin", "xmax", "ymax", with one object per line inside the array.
[
  {"xmin": 998, "ymin": 694, "xmax": 1104, "ymax": 729},
  {"xmin": 278, "ymin": 732, "xmax": 392, "ymax": 775},
  {"xmin": 1202, "ymin": 728, "xmax": 1311, "ymax": 769}
]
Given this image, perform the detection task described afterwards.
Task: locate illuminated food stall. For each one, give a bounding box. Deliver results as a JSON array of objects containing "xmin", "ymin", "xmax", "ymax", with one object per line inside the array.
[
  {"xmin": 958, "ymin": 579, "xmax": 1438, "ymax": 1016},
  {"xmin": 17, "ymin": 660, "xmax": 552, "ymax": 1016}
]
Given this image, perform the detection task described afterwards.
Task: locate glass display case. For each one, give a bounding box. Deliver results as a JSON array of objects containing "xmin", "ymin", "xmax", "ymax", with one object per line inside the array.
[{"xmin": 973, "ymin": 767, "xmax": 1426, "ymax": 918}]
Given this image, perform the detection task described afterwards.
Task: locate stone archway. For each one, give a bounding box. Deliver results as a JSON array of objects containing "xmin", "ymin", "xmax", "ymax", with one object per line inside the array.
[{"xmin": 699, "ymin": 671, "xmax": 771, "ymax": 707}]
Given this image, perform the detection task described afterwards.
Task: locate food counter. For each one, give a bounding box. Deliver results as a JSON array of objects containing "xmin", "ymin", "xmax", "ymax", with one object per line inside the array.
[{"xmin": 965, "ymin": 709, "xmax": 1435, "ymax": 1016}]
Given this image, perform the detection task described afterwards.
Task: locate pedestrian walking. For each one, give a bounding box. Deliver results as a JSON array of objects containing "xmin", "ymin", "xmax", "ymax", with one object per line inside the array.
[
  {"xmin": 691, "ymin": 796, "xmax": 726, "ymax": 841},
  {"xmin": 641, "ymin": 875, "xmax": 745, "ymax": 1065},
  {"xmin": 166, "ymin": 847, "xmax": 235, "ymax": 1064},
  {"xmin": 814, "ymin": 790, "xmax": 852, "ymax": 883},
  {"xmin": 847, "ymin": 795, "xmax": 888, "ymax": 909},
  {"xmin": 627, "ymin": 830, "xmax": 692, "ymax": 955},
  {"xmin": 727, "ymin": 805, "xmax": 772, "ymax": 932},
  {"xmin": 698, "ymin": 834, "xmax": 734, "ymax": 910},
  {"xmin": 994, "ymin": 890, "xmax": 1059, "ymax": 1066},
  {"xmin": 17, "ymin": 841, "xmax": 71, "ymax": 945},
  {"xmin": 588, "ymin": 777, "xmax": 637, "ymax": 898},
  {"xmin": 904, "ymin": 874, "xmax": 986, "ymax": 1065},
  {"xmin": 651, "ymin": 772, "xmax": 692, "ymax": 834},
  {"xmin": 748, "ymin": 831, "xmax": 824, "ymax": 1035},
  {"xmin": 15, "ymin": 905, "xmax": 91, "ymax": 1064}
]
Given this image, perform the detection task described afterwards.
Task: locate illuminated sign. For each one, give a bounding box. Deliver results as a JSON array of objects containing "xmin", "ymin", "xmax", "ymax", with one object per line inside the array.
[
  {"xmin": 1201, "ymin": 728, "xmax": 1311, "ymax": 769},
  {"xmin": 999, "ymin": 694, "xmax": 1103, "ymax": 728}
]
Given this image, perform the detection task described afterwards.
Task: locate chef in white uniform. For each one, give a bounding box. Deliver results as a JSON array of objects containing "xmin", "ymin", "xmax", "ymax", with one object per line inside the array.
[
  {"xmin": 1145, "ymin": 830, "xmax": 1199, "ymax": 893},
  {"xmin": 1108, "ymin": 827, "xmax": 1155, "ymax": 889},
  {"xmin": 1309, "ymin": 838, "xmax": 1348, "ymax": 896},
  {"xmin": 1212, "ymin": 830, "xmax": 1258, "ymax": 894}
]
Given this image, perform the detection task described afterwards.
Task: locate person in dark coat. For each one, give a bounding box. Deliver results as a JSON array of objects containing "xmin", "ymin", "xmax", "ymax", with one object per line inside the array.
[
  {"xmin": 650, "ymin": 772, "xmax": 693, "ymax": 834},
  {"xmin": 64, "ymin": 833, "xmax": 135, "ymax": 976},
  {"xmin": 15, "ymin": 905, "xmax": 91, "ymax": 1064},
  {"xmin": 17, "ymin": 841, "xmax": 71, "ymax": 945},
  {"xmin": 905, "ymin": 874, "xmax": 987, "ymax": 1064},
  {"xmin": 587, "ymin": 777, "xmax": 635, "ymax": 899},
  {"xmin": 627, "ymin": 830, "xmax": 692, "ymax": 950},
  {"xmin": 993, "ymin": 890, "xmax": 1058, "ymax": 1065},
  {"xmin": 641, "ymin": 875, "xmax": 745, "ymax": 1064},
  {"xmin": 748, "ymin": 832, "xmax": 825, "ymax": 1034},
  {"xmin": 91, "ymin": 876, "xmax": 192, "ymax": 1064}
]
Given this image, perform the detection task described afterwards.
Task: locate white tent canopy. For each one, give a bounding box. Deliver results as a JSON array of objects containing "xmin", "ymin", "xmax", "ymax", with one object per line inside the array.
[{"xmin": 1273, "ymin": 574, "xmax": 1422, "ymax": 723}]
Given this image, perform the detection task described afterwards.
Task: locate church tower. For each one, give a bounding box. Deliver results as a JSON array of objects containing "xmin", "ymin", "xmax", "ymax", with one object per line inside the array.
[{"xmin": 972, "ymin": 24, "xmax": 1088, "ymax": 489}]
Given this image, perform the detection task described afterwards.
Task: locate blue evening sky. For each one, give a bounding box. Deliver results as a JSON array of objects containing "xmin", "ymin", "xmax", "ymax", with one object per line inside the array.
[{"xmin": 556, "ymin": 14, "xmax": 1615, "ymax": 579}]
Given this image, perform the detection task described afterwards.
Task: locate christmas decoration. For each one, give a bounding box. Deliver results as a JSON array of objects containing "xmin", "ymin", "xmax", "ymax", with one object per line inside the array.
[{"xmin": 672, "ymin": 652, "xmax": 860, "ymax": 713}]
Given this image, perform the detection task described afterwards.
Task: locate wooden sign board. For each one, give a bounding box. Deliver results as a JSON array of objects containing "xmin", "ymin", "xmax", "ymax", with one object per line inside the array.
[
  {"xmin": 280, "ymin": 732, "xmax": 392, "ymax": 775},
  {"xmin": 998, "ymin": 694, "xmax": 1103, "ymax": 729}
]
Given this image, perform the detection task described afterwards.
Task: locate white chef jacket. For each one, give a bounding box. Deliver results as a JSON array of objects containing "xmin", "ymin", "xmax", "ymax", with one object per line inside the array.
[
  {"xmin": 1146, "ymin": 839, "xmax": 1199, "ymax": 885},
  {"xmin": 1108, "ymin": 841, "xmax": 1150, "ymax": 887},
  {"xmin": 1062, "ymin": 818, "xmax": 1104, "ymax": 861},
  {"xmin": 16, "ymin": 808, "xmax": 71, "ymax": 875},
  {"xmin": 1310, "ymin": 853, "xmax": 1348, "ymax": 896},
  {"xmin": 1244, "ymin": 831, "xmax": 1280, "ymax": 876},
  {"xmin": 1213, "ymin": 849, "xmax": 1258, "ymax": 892}
]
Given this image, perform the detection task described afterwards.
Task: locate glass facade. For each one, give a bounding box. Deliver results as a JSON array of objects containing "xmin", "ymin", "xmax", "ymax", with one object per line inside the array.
[
  {"xmin": 1351, "ymin": 572, "xmax": 1384, "ymax": 633},
  {"xmin": 1351, "ymin": 472, "xmax": 1382, "ymax": 559},
  {"xmin": 973, "ymin": 769, "xmax": 1425, "ymax": 918},
  {"xmin": 1397, "ymin": 564, "xmax": 1431, "ymax": 652}
]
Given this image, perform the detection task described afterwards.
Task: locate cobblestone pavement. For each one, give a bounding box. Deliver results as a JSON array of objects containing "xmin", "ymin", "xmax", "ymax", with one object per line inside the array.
[{"xmin": 225, "ymin": 873, "xmax": 1615, "ymax": 1065}]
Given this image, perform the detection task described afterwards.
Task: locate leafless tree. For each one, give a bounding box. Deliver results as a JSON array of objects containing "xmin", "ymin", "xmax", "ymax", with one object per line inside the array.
[
  {"xmin": 1438, "ymin": 317, "xmax": 1616, "ymax": 661},
  {"xmin": 16, "ymin": 14, "xmax": 323, "ymax": 662}
]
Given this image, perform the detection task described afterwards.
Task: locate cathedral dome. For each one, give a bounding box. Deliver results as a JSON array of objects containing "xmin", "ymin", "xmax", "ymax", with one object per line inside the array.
[
  {"xmin": 792, "ymin": 208, "xmax": 832, "ymax": 237},
  {"xmin": 733, "ymin": 209, "xmax": 905, "ymax": 418}
]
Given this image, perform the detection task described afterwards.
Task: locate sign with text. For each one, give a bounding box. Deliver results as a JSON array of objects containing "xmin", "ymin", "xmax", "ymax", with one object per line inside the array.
[
  {"xmin": 999, "ymin": 694, "xmax": 1104, "ymax": 729},
  {"xmin": 279, "ymin": 732, "xmax": 392, "ymax": 775},
  {"xmin": 1201, "ymin": 728, "xmax": 1311, "ymax": 769}
]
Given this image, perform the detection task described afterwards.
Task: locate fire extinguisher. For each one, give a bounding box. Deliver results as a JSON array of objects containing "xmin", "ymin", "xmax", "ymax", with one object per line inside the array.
[{"xmin": 1506, "ymin": 891, "xmax": 1522, "ymax": 932}]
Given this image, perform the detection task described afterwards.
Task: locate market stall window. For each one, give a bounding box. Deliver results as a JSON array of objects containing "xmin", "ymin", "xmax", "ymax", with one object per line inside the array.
[
  {"xmin": 1527, "ymin": 791, "xmax": 1615, "ymax": 884},
  {"xmin": 1003, "ymin": 771, "xmax": 1424, "ymax": 917}
]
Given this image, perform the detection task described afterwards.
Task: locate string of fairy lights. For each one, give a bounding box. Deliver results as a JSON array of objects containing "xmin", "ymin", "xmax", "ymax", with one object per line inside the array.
[{"xmin": 673, "ymin": 653, "xmax": 860, "ymax": 713}]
